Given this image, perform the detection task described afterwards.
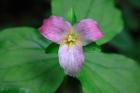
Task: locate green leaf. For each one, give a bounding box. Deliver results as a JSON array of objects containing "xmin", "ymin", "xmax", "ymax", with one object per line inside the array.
[
  {"xmin": 0, "ymin": 88, "xmax": 25, "ymax": 93},
  {"xmin": 66, "ymin": 8, "xmax": 77, "ymax": 25},
  {"xmin": 77, "ymin": 52, "xmax": 140, "ymax": 93},
  {"xmin": 45, "ymin": 43, "xmax": 59, "ymax": 53},
  {"xmin": 84, "ymin": 43, "xmax": 101, "ymax": 52},
  {"xmin": 0, "ymin": 27, "xmax": 64, "ymax": 93},
  {"xmin": 52, "ymin": 0, "xmax": 123, "ymax": 45}
]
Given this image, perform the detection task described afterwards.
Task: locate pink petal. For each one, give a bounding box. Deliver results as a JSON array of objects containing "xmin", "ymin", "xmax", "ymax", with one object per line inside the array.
[
  {"xmin": 75, "ymin": 19, "xmax": 103, "ymax": 45},
  {"xmin": 58, "ymin": 45, "xmax": 84, "ymax": 77},
  {"xmin": 39, "ymin": 16, "xmax": 71, "ymax": 44}
]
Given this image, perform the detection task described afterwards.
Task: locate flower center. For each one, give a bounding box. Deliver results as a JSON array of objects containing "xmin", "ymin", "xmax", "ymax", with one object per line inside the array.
[{"xmin": 62, "ymin": 28, "xmax": 80, "ymax": 47}]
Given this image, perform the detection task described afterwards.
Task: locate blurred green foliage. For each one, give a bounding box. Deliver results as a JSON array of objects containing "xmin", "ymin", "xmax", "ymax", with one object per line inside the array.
[{"xmin": 109, "ymin": 0, "xmax": 140, "ymax": 62}]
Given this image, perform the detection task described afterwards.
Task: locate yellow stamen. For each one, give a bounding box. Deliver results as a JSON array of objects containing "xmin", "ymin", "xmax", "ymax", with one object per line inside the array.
[{"xmin": 62, "ymin": 28, "xmax": 81, "ymax": 47}]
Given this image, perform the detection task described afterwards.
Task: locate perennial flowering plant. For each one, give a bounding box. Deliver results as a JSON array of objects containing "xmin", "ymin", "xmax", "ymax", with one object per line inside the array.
[
  {"xmin": 39, "ymin": 16, "xmax": 103, "ymax": 76},
  {"xmin": 0, "ymin": 0, "xmax": 140, "ymax": 93}
]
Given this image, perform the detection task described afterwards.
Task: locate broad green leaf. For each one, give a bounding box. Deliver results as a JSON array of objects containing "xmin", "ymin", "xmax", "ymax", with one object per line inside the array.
[
  {"xmin": 45, "ymin": 43, "xmax": 59, "ymax": 53},
  {"xmin": 0, "ymin": 88, "xmax": 25, "ymax": 93},
  {"xmin": 78, "ymin": 52, "xmax": 140, "ymax": 93},
  {"xmin": 52, "ymin": 0, "xmax": 123, "ymax": 45},
  {"xmin": 0, "ymin": 27, "xmax": 64, "ymax": 93},
  {"xmin": 84, "ymin": 43, "xmax": 101, "ymax": 52}
]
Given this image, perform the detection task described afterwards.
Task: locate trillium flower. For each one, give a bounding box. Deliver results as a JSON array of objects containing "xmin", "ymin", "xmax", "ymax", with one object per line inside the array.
[{"xmin": 39, "ymin": 16, "xmax": 103, "ymax": 77}]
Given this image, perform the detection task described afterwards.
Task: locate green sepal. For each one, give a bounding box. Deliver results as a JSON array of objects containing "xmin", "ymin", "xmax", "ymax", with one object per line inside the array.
[{"xmin": 67, "ymin": 8, "xmax": 77, "ymax": 25}]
